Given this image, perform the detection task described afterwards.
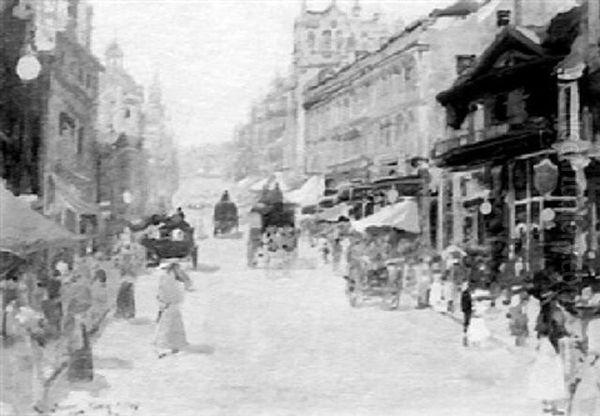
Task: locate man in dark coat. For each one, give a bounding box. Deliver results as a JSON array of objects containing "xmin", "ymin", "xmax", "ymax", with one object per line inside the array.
[{"xmin": 460, "ymin": 281, "xmax": 473, "ymax": 346}]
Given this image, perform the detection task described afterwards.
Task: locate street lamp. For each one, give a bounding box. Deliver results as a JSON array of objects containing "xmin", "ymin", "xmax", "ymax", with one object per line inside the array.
[{"xmin": 16, "ymin": 46, "xmax": 41, "ymax": 81}]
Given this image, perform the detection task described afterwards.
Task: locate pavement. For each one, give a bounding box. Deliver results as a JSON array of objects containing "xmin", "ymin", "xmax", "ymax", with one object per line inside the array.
[{"xmin": 42, "ymin": 236, "xmax": 542, "ymax": 416}]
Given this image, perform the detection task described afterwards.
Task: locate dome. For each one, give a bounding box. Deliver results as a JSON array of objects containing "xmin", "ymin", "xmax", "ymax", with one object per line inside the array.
[{"xmin": 105, "ymin": 39, "xmax": 124, "ymax": 60}]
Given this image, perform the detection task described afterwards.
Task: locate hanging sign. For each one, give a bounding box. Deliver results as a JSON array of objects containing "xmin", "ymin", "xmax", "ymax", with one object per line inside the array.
[{"xmin": 533, "ymin": 158, "xmax": 558, "ymax": 196}]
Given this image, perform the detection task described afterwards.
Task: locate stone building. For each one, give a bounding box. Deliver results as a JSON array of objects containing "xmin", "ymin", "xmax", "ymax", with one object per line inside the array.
[
  {"xmin": 143, "ymin": 75, "xmax": 179, "ymax": 214},
  {"xmin": 97, "ymin": 40, "xmax": 149, "ymax": 228},
  {"xmin": 302, "ymin": 0, "xmax": 574, "ymax": 246},
  {"xmin": 433, "ymin": 1, "xmax": 584, "ymax": 279},
  {"xmin": 290, "ymin": 0, "xmax": 394, "ymax": 174},
  {"xmin": 233, "ymin": 75, "xmax": 296, "ymax": 180}
]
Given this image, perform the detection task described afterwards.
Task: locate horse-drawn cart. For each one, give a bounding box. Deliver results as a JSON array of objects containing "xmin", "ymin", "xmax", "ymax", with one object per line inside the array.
[{"xmin": 345, "ymin": 257, "xmax": 401, "ymax": 310}]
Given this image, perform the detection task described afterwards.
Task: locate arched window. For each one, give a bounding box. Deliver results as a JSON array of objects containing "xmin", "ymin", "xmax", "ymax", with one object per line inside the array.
[
  {"xmin": 321, "ymin": 30, "xmax": 332, "ymax": 50},
  {"xmin": 307, "ymin": 31, "xmax": 315, "ymax": 50}
]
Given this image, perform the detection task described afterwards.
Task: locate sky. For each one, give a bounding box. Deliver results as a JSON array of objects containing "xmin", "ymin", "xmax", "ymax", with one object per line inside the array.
[{"xmin": 90, "ymin": 0, "xmax": 457, "ymax": 148}]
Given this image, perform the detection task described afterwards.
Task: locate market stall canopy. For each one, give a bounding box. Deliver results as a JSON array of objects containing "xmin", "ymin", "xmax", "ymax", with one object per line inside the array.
[
  {"xmin": 0, "ymin": 185, "xmax": 83, "ymax": 255},
  {"xmin": 285, "ymin": 175, "xmax": 325, "ymax": 206},
  {"xmin": 352, "ymin": 200, "xmax": 420, "ymax": 234}
]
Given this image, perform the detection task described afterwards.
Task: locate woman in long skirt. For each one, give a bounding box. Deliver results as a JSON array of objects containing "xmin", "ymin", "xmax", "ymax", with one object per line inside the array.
[
  {"xmin": 528, "ymin": 336, "xmax": 568, "ymax": 415},
  {"xmin": 154, "ymin": 260, "xmax": 188, "ymax": 358}
]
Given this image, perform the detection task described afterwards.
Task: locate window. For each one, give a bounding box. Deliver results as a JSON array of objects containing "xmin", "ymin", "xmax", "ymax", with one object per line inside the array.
[
  {"xmin": 59, "ymin": 112, "xmax": 75, "ymax": 138},
  {"xmin": 78, "ymin": 68, "xmax": 84, "ymax": 83},
  {"xmin": 68, "ymin": 0, "xmax": 78, "ymax": 18},
  {"xmin": 404, "ymin": 60, "xmax": 415, "ymax": 84},
  {"xmin": 456, "ymin": 55, "xmax": 476, "ymax": 76},
  {"xmin": 321, "ymin": 30, "xmax": 332, "ymax": 50},
  {"xmin": 336, "ymin": 31, "xmax": 344, "ymax": 50},
  {"xmin": 307, "ymin": 31, "xmax": 315, "ymax": 50},
  {"xmin": 347, "ymin": 35, "xmax": 356, "ymax": 51},
  {"xmin": 497, "ymin": 10, "xmax": 511, "ymax": 27},
  {"xmin": 124, "ymin": 108, "xmax": 131, "ymax": 119},
  {"xmin": 492, "ymin": 94, "xmax": 508, "ymax": 124},
  {"xmin": 77, "ymin": 127, "xmax": 84, "ymax": 154},
  {"xmin": 563, "ymin": 85, "xmax": 572, "ymax": 138}
]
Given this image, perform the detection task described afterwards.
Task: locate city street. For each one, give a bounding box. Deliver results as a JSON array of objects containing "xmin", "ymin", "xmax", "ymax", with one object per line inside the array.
[{"xmin": 48, "ymin": 235, "xmax": 540, "ymax": 416}]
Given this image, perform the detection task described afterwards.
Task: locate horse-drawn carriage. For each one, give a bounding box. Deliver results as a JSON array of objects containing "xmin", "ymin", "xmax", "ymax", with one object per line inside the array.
[
  {"xmin": 213, "ymin": 191, "xmax": 239, "ymax": 237},
  {"xmin": 345, "ymin": 257, "xmax": 402, "ymax": 310},
  {"xmin": 129, "ymin": 213, "xmax": 198, "ymax": 269},
  {"xmin": 247, "ymin": 200, "xmax": 297, "ymax": 268}
]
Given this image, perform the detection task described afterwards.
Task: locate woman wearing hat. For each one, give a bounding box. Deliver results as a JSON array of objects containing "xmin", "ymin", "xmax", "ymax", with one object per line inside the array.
[{"xmin": 154, "ymin": 260, "xmax": 188, "ymax": 358}]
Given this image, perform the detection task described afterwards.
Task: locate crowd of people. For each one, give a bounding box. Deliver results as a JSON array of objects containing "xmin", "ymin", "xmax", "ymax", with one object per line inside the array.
[{"xmin": 303, "ymin": 217, "xmax": 600, "ymax": 415}]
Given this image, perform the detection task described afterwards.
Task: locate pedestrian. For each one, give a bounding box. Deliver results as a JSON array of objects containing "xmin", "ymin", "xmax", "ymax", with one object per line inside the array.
[
  {"xmin": 460, "ymin": 281, "xmax": 472, "ymax": 346},
  {"xmin": 429, "ymin": 265, "xmax": 444, "ymax": 312},
  {"xmin": 467, "ymin": 292, "xmax": 491, "ymax": 347},
  {"xmin": 507, "ymin": 296, "xmax": 529, "ymax": 346},
  {"xmin": 416, "ymin": 258, "xmax": 432, "ymax": 308},
  {"xmin": 115, "ymin": 270, "xmax": 135, "ymax": 320},
  {"xmin": 527, "ymin": 336, "xmax": 568, "ymax": 415},
  {"xmin": 154, "ymin": 260, "xmax": 188, "ymax": 358}
]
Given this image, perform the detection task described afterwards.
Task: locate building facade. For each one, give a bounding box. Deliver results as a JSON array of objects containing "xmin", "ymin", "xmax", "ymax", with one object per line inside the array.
[
  {"xmin": 434, "ymin": 2, "xmax": 588, "ymax": 282},
  {"xmin": 290, "ymin": 0, "xmax": 394, "ymax": 174}
]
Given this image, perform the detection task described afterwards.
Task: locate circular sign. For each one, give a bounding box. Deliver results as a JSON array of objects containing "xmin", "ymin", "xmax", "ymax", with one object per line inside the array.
[
  {"xmin": 386, "ymin": 188, "xmax": 399, "ymax": 204},
  {"xmin": 16, "ymin": 53, "xmax": 41, "ymax": 81},
  {"xmin": 541, "ymin": 208, "xmax": 555, "ymax": 222},
  {"xmin": 480, "ymin": 201, "xmax": 492, "ymax": 215}
]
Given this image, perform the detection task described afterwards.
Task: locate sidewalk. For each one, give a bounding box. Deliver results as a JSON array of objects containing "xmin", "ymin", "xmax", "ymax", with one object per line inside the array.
[{"xmin": 436, "ymin": 300, "xmax": 538, "ymax": 359}]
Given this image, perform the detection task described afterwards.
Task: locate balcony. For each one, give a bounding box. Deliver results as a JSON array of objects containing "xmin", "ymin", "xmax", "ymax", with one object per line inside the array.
[
  {"xmin": 433, "ymin": 123, "xmax": 510, "ymax": 158},
  {"xmin": 433, "ymin": 118, "xmax": 555, "ymax": 168}
]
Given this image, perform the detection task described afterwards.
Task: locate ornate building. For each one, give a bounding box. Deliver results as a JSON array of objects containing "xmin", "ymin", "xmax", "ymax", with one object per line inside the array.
[
  {"xmin": 97, "ymin": 40, "xmax": 149, "ymax": 229},
  {"xmin": 290, "ymin": 0, "xmax": 394, "ymax": 174}
]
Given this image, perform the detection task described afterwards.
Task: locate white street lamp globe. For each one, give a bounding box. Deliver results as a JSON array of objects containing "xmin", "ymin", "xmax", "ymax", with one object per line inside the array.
[
  {"xmin": 123, "ymin": 190, "xmax": 133, "ymax": 204},
  {"xmin": 16, "ymin": 52, "xmax": 41, "ymax": 81}
]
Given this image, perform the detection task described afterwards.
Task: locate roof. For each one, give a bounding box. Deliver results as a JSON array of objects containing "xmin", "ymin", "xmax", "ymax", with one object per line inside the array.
[
  {"xmin": 0, "ymin": 185, "xmax": 82, "ymax": 256},
  {"xmin": 430, "ymin": 0, "xmax": 481, "ymax": 18},
  {"xmin": 437, "ymin": 25, "xmax": 561, "ymax": 105}
]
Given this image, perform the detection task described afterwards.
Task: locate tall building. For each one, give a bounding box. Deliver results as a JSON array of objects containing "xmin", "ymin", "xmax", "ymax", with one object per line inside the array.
[
  {"xmin": 143, "ymin": 75, "xmax": 179, "ymax": 214},
  {"xmin": 291, "ymin": 0, "xmax": 393, "ymax": 174},
  {"xmin": 97, "ymin": 40, "xmax": 149, "ymax": 229}
]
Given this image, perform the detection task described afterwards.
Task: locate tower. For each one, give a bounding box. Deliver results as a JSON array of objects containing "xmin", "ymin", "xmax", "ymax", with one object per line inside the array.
[{"xmin": 105, "ymin": 40, "xmax": 123, "ymax": 69}]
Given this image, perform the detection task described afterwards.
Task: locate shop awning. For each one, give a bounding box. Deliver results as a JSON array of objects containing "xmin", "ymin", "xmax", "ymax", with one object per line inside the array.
[
  {"xmin": 285, "ymin": 175, "xmax": 325, "ymax": 206},
  {"xmin": 0, "ymin": 185, "xmax": 83, "ymax": 256},
  {"xmin": 352, "ymin": 200, "xmax": 420, "ymax": 234},
  {"xmin": 317, "ymin": 203, "xmax": 350, "ymax": 222}
]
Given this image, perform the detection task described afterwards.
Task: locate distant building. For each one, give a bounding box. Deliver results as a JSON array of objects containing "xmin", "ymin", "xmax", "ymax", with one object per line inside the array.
[
  {"xmin": 143, "ymin": 75, "xmax": 179, "ymax": 214},
  {"xmin": 97, "ymin": 40, "xmax": 149, "ymax": 229}
]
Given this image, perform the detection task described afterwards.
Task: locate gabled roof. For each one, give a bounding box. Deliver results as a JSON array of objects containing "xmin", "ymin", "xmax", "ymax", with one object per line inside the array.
[{"xmin": 437, "ymin": 25, "xmax": 560, "ymax": 105}]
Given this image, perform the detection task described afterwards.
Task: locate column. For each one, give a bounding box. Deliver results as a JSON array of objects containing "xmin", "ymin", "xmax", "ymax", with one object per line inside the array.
[
  {"xmin": 451, "ymin": 173, "xmax": 464, "ymax": 245},
  {"xmin": 437, "ymin": 173, "xmax": 445, "ymax": 252}
]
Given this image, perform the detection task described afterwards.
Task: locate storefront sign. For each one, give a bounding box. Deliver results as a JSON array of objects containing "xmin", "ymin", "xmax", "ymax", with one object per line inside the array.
[{"xmin": 533, "ymin": 158, "xmax": 558, "ymax": 195}]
